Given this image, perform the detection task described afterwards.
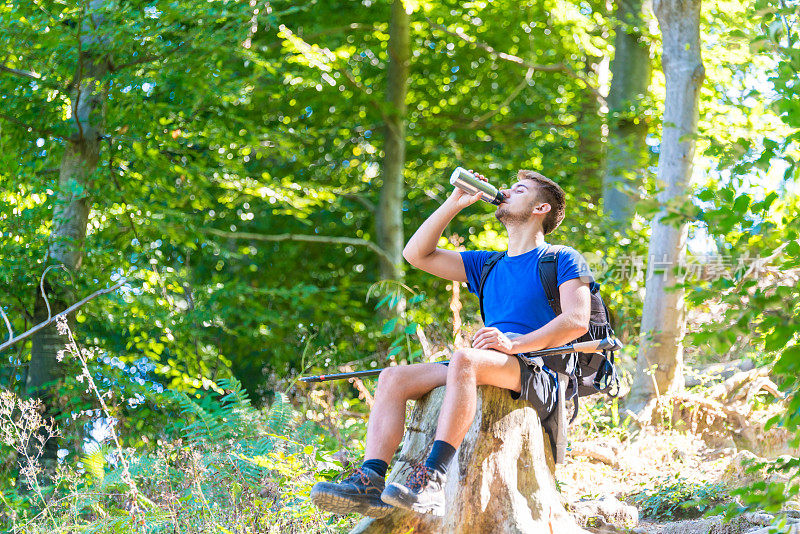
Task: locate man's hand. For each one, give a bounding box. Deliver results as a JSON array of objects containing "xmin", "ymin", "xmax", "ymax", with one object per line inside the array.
[
  {"xmin": 471, "ymin": 327, "xmax": 515, "ymax": 354},
  {"xmin": 446, "ymin": 169, "xmax": 487, "ymax": 211}
]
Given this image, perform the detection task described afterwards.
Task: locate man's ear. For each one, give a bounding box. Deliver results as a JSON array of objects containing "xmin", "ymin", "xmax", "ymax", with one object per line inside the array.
[{"xmin": 533, "ymin": 202, "xmax": 551, "ymax": 215}]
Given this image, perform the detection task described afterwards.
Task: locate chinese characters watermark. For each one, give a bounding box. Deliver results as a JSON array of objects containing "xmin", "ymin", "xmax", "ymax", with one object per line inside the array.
[{"xmin": 588, "ymin": 253, "xmax": 770, "ymax": 282}]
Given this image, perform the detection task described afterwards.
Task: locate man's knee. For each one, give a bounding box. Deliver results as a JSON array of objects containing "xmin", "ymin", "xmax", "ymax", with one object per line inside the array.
[
  {"xmin": 376, "ymin": 366, "xmax": 419, "ymax": 398},
  {"xmin": 376, "ymin": 366, "xmax": 402, "ymax": 393},
  {"xmin": 450, "ymin": 348, "xmax": 479, "ymax": 373}
]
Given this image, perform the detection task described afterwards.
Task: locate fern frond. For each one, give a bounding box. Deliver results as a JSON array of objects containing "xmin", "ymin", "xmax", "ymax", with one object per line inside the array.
[
  {"xmin": 267, "ymin": 392, "xmax": 294, "ymax": 436},
  {"xmin": 167, "ymin": 390, "xmax": 223, "ymax": 444},
  {"xmin": 82, "ymin": 446, "xmax": 107, "ymax": 482},
  {"xmin": 218, "ymin": 377, "xmax": 252, "ymax": 408}
]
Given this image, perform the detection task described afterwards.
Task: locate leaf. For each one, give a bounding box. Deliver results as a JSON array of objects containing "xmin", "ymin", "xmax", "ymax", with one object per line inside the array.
[
  {"xmin": 697, "ymin": 189, "xmax": 715, "ymax": 202},
  {"xmin": 732, "ymin": 194, "xmax": 751, "ymax": 214},
  {"xmin": 373, "ymin": 295, "xmax": 390, "ymax": 310},
  {"xmin": 83, "ymin": 448, "xmax": 106, "ymax": 482},
  {"xmin": 381, "ymin": 318, "xmax": 397, "ymax": 335},
  {"xmin": 408, "ymin": 293, "xmax": 426, "ymax": 305}
]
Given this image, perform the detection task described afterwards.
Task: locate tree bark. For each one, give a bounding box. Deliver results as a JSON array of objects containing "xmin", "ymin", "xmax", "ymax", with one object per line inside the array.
[
  {"xmin": 350, "ymin": 386, "xmax": 585, "ymax": 534},
  {"xmin": 576, "ymin": 54, "xmax": 605, "ymax": 199},
  {"xmin": 27, "ymin": 0, "xmax": 109, "ymax": 463},
  {"xmin": 602, "ymin": 0, "xmax": 652, "ymax": 226},
  {"xmin": 376, "ymin": 0, "xmax": 409, "ymax": 282},
  {"xmin": 628, "ymin": 0, "xmax": 704, "ymax": 410}
]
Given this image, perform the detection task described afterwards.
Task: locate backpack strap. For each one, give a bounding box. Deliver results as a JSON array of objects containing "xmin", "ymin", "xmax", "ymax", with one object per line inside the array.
[
  {"xmin": 477, "ymin": 251, "xmax": 506, "ymax": 324},
  {"xmin": 540, "ymin": 245, "xmax": 583, "ymax": 421},
  {"xmin": 538, "ymin": 244, "xmax": 566, "ymax": 316}
]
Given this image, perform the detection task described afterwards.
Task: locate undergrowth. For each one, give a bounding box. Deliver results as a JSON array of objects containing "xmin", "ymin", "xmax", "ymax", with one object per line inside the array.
[
  {"xmin": 628, "ymin": 475, "xmax": 730, "ymax": 520},
  {"xmin": 1, "ymin": 374, "xmax": 359, "ymax": 533}
]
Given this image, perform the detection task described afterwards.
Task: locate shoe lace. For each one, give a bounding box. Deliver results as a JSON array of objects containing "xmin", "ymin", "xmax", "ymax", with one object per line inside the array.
[
  {"xmin": 406, "ymin": 463, "xmax": 433, "ymax": 493},
  {"xmin": 340, "ymin": 466, "xmax": 371, "ymax": 486}
]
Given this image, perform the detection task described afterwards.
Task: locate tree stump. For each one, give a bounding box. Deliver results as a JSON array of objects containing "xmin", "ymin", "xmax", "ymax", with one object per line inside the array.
[{"xmin": 350, "ymin": 385, "xmax": 585, "ymax": 534}]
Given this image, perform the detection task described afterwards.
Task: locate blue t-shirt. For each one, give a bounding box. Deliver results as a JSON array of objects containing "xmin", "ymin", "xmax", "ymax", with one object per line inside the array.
[{"xmin": 460, "ymin": 243, "xmax": 595, "ymax": 335}]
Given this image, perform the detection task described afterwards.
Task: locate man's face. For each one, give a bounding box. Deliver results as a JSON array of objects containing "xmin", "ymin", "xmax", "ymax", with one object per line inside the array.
[{"xmin": 494, "ymin": 177, "xmax": 549, "ymax": 225}]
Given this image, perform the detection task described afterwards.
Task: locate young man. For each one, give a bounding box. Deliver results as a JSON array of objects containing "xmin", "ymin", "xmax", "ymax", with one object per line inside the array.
[{"xmin": 310, "ymin": 169, "xmax": 593, "ymax": 517}]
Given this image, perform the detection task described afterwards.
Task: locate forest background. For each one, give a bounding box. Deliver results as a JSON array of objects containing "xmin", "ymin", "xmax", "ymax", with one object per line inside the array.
[{"xmin": 0, "ymin": 0, "xmax": 799, "ymax": 532}]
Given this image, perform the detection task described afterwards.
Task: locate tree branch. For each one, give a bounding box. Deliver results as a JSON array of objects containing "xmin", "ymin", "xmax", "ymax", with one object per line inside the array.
[
  {"xmin": 340, "ymin": 67, "xmax": 375, "ymax": 99},
  {"xmin": 340, "ymin": 192, "xmax": 376, "ymax": 212},
  {"xmin": 0, "ymin": 279, "xmax": 125, "ymax": 353},
  {"xmin": 469, "ymin": 67, "xmax": 533, "ymax": 128},
  {"xmin": 110, "ymin": 36, "xmax": 194, "ymax": 72},
  {"xmin": 277, "ymin": 23, "xmax": 384, "ymax": 114},
  {"xmin": 429, "ymin": 21, "xmax": 564, "ymax": 71},
  {"xmin": 416, "ymin": 111, "xmax": 573, "ymax": 130},
  {"xmin": 0, "ymin": 65, "xmax": 41, "ymax": 82},
  {"xmin": 112, "ymin": 12, "xmax": 269, "ymax": 73},
  {"xmin": 0, "ymin": 58, "xmax": 63, "ymax": 91},
  {"xmin": 427, "ymin": 20, "xmax": 606, "ymax": 105},
  {"xmin": 266, "ymin": 23, "xmax": 382, "ymax": 50},
  {"xmin": 203, "ymin": 228, "xmax": 393, "ymax": 264},
  {"xmin": 0, "ymin": 112, "xmax": 54, "ymax": 137}
]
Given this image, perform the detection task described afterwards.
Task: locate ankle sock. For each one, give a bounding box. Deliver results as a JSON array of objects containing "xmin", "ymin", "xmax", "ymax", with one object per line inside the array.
[
  {"xmin": 361, "ymin": 459, "xmax": 388, "ymax": 478},
  {"xmin": 424, "ymin": 440, "xmax": 456, "ymax": 475}
]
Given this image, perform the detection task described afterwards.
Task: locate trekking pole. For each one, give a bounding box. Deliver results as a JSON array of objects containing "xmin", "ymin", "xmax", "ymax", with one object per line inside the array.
[{"xmin": 299, "ymin": 336, "xmax": 623, "ymax": 383}]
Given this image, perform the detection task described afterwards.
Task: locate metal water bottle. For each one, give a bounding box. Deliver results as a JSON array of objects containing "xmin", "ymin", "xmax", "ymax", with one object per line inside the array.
[{"xmin": 449, "ymin": 167, "xmax": 504, "ymax": 205}]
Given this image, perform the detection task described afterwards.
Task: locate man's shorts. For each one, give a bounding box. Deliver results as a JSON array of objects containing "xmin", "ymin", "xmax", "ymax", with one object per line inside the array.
[
  {"xmin": 437, "ymin": 352, "xmax": 558, "ymax": 422},
  {"xmin": 509, "ymin": 355, "xmax": 558, "ymax": 422}
]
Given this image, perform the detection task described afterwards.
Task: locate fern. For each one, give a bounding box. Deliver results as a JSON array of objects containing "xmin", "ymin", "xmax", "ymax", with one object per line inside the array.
[
  {"xmin": 82, "ymin": 446, "xmax": 107, "ymax": 483},
  {"xmin": 267, "ymin": 391, "xmax": 294, "ymax": 437},
  {"xmin": 168, "ymin": 391, "xmax": 224, "ymax": 444}
]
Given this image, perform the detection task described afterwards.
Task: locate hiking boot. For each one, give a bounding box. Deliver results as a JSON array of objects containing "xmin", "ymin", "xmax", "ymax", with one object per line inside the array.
[
  {"xmin": 380, "ymin": 463, "xmax": 445, "ymax": 516},
  {"xmin": 310, "ymin": 466, "xmax": 394, "ymax": 518}
]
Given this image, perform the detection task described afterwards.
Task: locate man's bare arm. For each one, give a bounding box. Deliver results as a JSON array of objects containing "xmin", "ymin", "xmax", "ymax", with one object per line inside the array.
[
  {"xmin": 471, "ymin": 278, "xmax": 591, "ymax": 353},
  {"xmin": 402, "ymin": 177, "xmax": 484, "ymax": 282}
]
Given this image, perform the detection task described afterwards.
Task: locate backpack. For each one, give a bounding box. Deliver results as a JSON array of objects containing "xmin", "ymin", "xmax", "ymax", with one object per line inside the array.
[{"xmin": 477, "ymin": 245, "xmax": 620, "ymax": 423}]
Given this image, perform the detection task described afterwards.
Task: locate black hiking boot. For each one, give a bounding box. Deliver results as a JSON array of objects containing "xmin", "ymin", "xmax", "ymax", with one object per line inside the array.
[
  {"xmin": 310, "ymin": 466, "xmax": 394, "ymax": 518},
  {"xmin": 380, "ymin": 463, "xmax": 445, "ymax": 516}
]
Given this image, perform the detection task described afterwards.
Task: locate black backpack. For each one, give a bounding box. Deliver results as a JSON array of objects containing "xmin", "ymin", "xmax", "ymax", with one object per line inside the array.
[{"xmin": 477, "ymin": 245, "xmax": 620, "ymax": 423}]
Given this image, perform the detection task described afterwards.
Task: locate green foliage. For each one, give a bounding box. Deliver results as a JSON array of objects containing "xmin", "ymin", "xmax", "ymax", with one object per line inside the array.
[
  {"xmin": 1, "ymin": 0, "xmax": 800, "ymax": 528},
  {"xmin": 629, "ymin": 476, "xmax": 730, "ymax": 520},
  {"xmin": 580, "ymin": 396, "xmax": 635, "ymax": 440},
  {"xmin": 681, "ymin": 0, "xmax": 800, "ymax": 519},
  {"xmin": 1, "ymin": 376, "xmax": 358, "ymax": 533},
  {"xmin": 369, "ymin": 280, "xmax": 428, "ymax": 363},
  {"xmin": 0, "ymin": 0, "xmax": 636, "ymax": 406}
]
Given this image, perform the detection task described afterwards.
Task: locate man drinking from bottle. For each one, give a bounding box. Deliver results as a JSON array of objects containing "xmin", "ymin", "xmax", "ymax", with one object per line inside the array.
[{"xmin": 310, "ymin": 169, "xmax": 594, "ymax": 517}]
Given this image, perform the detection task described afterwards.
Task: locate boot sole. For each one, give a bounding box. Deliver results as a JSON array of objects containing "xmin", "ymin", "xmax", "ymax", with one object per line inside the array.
[
  {"xmin": 310, "ymin": 486, "xmax": 394, "ymax": 518},
  {"xmin": 381, "ymin": 484, "xmax": 444, "ymax": 516}
]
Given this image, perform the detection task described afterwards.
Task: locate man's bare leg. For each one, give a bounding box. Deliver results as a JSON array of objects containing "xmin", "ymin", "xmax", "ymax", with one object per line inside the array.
[
  {"xmin": 310, "ymin": 362, "xmax": 448, "ymax": 517},
  {"xmin": 364, "ymin": 362, "xmax": 449, "ymax": 462},
  {"xmin": 434, "ymin": 348, "xmax": 522, "ymax": 446},
  {"xmin": 381, "ymin": 348, "xmax": 523, "ymax": 515}
]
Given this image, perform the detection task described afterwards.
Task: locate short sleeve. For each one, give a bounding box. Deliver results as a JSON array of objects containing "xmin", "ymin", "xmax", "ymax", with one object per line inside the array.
[
  {"xmin": 459, "ymin": 250, "xmax": 497, "ymax": 295},
  {"xmin": 556, "ymin": 247, "xmax": 596, "ymax": 289}
]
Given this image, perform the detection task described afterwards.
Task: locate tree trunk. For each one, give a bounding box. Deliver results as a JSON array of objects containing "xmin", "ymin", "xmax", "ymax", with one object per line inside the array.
[
  {"xmin": 350, "ymin": 386, "xmax": 584, "ymax": 534},
  {"xmin": 576, "ymin": 54, "xmax": 605, "ymax": 200},
  {"xmin": 27, "ymin": 1, "xmax": 108, "ymax": 463},
  {"xmin": 376, "ymin": 0, "xmax": 409, "ymax": 282},
  {"xmin": 628, "ymin": 0, "xmax": 704, "ymax": 410},
  {"xmin": 602, "ymin": 0, "xmax": 652, "ymax": 226}
]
